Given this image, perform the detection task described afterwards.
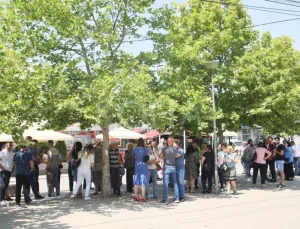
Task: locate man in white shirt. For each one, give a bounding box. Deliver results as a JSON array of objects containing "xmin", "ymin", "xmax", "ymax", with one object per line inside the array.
[
  {"xmin": 0, "ymin": 143, "xmax": 14, "ymax": 206},
  {"xmin": 291, "ymin": 141, "xmax": 300, "ymax": 176}
]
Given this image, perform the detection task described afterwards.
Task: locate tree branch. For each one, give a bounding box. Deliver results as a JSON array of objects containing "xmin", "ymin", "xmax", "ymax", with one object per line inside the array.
[{"xmin": 78, "ymin": 38, "xmax": 92, "ymax": 76}]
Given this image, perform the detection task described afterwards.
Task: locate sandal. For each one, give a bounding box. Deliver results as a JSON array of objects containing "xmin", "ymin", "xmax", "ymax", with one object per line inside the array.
[
  {"xmin": 76, "ymin": 193, "xmax": 83, "ymax": 198},
  {"xmin": 141, "ymin": 197, "xmax": 146, "ymax": 202},
  {"xmin": 133, "ymin": 196, "xmax": 139, "ymax": 201}
]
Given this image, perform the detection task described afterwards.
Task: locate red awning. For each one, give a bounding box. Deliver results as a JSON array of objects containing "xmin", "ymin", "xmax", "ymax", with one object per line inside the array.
[{"xmin": 144, "ymin": 130, "xmax": 160, "ymax": 140}]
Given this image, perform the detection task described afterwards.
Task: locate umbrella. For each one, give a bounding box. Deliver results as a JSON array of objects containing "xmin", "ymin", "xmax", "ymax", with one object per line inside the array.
[
  {"xmin": 223, "ymin": 131, "xmax": 238, "ymax": 137},
  {"xmin": 23, "ymin": 130, "xmax": 74, "ymax": 141},
  {"xmin": 0, "ymin": 133, "xmax": 14, "ymax": 142},
  {"xmin": 96, "ymin": 127, "xmax": 147, "ymax": 140}
]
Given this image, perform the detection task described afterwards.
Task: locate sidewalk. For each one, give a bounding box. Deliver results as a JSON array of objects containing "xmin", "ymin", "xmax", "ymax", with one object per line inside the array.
[{"xmin": 1, "ymin": 164, "xmax": 300, "ymax": 229}]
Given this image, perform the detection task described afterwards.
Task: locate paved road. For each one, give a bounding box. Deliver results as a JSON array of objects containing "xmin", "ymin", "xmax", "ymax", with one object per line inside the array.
[{"xmin": 1, "ymin": 164, "xmax": 300, "ymax": 229}]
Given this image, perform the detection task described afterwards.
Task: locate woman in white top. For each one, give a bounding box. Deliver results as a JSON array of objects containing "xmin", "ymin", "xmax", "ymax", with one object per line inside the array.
[
  {"xmin": 145, "ymin": 145, "xmax": 159, "ymax": 199},
  {"xmin": 71, "ymin": 144, "xmax": 95, "ymax": 200},
  {"xmin": 217, "ymin": 144, "xmax": 226, "ymax": 192}
]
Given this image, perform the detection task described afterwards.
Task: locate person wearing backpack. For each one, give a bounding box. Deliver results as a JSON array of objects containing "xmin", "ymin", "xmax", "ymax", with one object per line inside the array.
[
  {"xmin": 241, "ymin": 140, "xmax": 254, "ymax": 181},
  {"xmin": 201, "ymin": 145, "xmax": 214, "ymax": 194}
]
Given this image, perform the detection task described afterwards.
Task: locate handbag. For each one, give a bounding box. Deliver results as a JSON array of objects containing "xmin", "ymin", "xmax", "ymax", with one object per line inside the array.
[
  {"xmin": 251, "ymin": 152, "xmax": 257, "ymax": 162},
  {"xmin": 143, "ymin": 148, "xmax": 150, "ymax": 163},
  {"xmin": 71, "ymin": 159, "xmax": 81, "ymax": 169},
  {"xmin": 120, "ymin": 166, "xmax": 125, "ymax": 176},
  {"xmin": 202, "ymin": 153, "xmax": 213, "ymax": 172},
  {"xmin": 156, "ymin": 163, "xmax": 162, "ymax": 171},
  {"xmin": 220, "ymin": 163, "xmax": 228, "ymax": 171}
]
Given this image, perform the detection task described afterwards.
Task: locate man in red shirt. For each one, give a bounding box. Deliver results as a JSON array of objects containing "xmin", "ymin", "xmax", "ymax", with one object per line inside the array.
[{"xmin": 266, "ymin": 136, "xmax": 276, "ymax": 182}]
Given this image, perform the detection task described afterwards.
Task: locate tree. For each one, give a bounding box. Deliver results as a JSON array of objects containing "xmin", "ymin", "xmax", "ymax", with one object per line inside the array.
[
  {"xmin": 234, "ymin": 32, "xmax": 300, "ymax": 135},
  {"xmin": 145, "ymin": 0, "xmax": 258, "ymax": 140},
  {"xmin": 2, "ymin": 0, "xmax": 166, "ymax": 197}
]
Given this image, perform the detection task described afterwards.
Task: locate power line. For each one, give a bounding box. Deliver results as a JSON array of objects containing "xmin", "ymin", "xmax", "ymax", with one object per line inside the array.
[
  {"xmin": 265, "ymin": 0, "xmax": 300, "ymax": 7},
  {"xmin": 282, "ymin": 0, "xmax": 300, "ymax": 4},
  {"xmin": 202, "ymin": 0, "xmax": 300, "ymax": 12},
  {"xmin": 247, "ymin": 17, "xmax": 300, "ymax": 28},
  {"xmin": 246, "ymin": 6, "xmax": 300, "ymax": 16}
]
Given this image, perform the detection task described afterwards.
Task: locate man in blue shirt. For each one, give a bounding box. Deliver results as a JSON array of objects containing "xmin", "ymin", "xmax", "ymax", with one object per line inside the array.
[
  {"xmin": 13, "ymin": 142, "xmax": 34, "ymax": 206},
  {"xmin": 175, "ymin": 141, "xmax": 185, "ymax": 202}
]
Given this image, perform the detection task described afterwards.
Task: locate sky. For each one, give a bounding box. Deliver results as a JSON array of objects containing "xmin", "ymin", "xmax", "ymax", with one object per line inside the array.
[{"xmin": 124, "ymin": 0, "xmax": 300, "ymax": 55}]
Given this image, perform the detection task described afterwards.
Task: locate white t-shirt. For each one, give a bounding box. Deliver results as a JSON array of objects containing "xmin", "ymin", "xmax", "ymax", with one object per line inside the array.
[
  {"xmin": 148, "ymin": 152, "xmax": 157, "ymax": 170},
  {"xmin": 0, "ymin": 149, "xmax": 14, "ymax": 172},
  {"xmin": 293, "ymin": 144, "xmax": 300, "ymax": 157},
  {"xmin": 78, "ymin": 151, "xmax": 95, "ymax": 170},
  {"xmin": 217, "ymin": 151, "xmax": 224, "ymax": 168}
]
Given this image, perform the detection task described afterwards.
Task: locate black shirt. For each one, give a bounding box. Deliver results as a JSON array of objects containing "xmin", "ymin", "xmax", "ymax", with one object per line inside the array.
[{"xmin": 275, "ymin": 144, "xmax": 285, "ymax": 161}]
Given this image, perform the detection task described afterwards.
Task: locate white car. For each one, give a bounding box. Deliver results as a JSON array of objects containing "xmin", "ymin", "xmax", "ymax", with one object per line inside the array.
[{"xmin": 229, "ymin": 140, "xmax": 243, "ymax": 153}]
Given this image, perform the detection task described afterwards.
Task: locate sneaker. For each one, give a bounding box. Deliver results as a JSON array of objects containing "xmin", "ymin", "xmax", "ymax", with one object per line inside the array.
[
  {"xmin": 233, "ymin": 189, "xmax": 237, "ymax": 195},
  {"xmin": 70, "ymin": 194, "xmax": 76, "ymax": 198},
  {"xmin": 56, "ymin": 195, "xmax": 61, "ymax": 200},
  {"xmin": 261, "ymin": 184, "xmax": 267, "ymax": 188},
  {"xmin": 44, "ymin": 196, "xmax": 54, "ymax": 201},
  {"xmin": 277, "ymin": 183, "xmax": 285, "ymax": 188},
  {"xmin": 247, "ymin": 178, "xmax": 251, "ymax": 182},
  {"xmin": 179, "ymin": 198, "xmax": 185, "ymax": 202},
  {"xmin": 160, "ymin": 200, "xmax": 167, "ymax": 204},
  {"xmin": 0, "ymin": 200, "xmax": 7, "ymax": 207},
  {"xmin": 84, "ymin": 197, "xmax": 91, "ymax": 200},
  {"xmin": 5, "ymin": 197, "xmax": 13, "ymax": 201},
  {"xmin": 220, "ymin": 188, "xmax": 224, "ymax": 192},
  {"xmin": 174, "ymin": 199, "xmax": 180, "ymax": 203},
  {"xmin": 35, "ymin": 195, "xmax": 44, "ymax": 200},
  {"xmin": 25, "ymin": 201, "xmax": 31, "ymax": 205}
]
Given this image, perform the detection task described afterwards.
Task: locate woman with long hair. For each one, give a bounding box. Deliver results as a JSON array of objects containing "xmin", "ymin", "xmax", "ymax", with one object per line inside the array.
[
  {"xmin": 224, "ymin": 145, "xmax": 239, "ymax": 195},
  {"xmin": 146, "ymin": 144, "xmax": 159, "ymax": 199},
  {"xmin": 92, "ymin": 140, "xmax": 104, "ymax": 195},
  {"xmin": 184, "ymin": 145, "xmax": 198, "ymax": 193},
  {"xmin": 124, "ymin": 142, "xmax": 135, "ymax": 193},
  {"xmin": 132, "ymin": 138, "xmax": 149, "ymax": 202},
  {"xmin": 201, "ymin": 145, "xmax": 214, "ymax": 194},
  {"xmin": 252, "ymin": 141, "xmax": 272, "ymax": 187},
  {"xmin": 67, "ymin": 142, "xmax": 82, "ymax": 194},
  {"xmin": 71, "ymin": 144, "xmax": 95, "ymax": 200}
]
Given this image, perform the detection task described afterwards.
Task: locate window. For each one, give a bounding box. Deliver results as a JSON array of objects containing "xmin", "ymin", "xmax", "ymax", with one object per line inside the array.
[{"xmin": 242, "ymin": 128, "xmax": 251, "ymax": 142}]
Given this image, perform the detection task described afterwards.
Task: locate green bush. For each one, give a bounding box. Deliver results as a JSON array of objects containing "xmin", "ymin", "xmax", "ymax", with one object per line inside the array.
[
  {"xmin": 55, "ymin": 141, "xmax": 67, "ymax": 161},
  {"xmin": 37, "ymin": 142, "xmax": 48, "ymax": 152}
]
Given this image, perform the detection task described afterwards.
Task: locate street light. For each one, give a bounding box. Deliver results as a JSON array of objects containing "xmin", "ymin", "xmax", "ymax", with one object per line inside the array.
[{"xmin": 205, "ymin": 60, "xmax": 219, "ymax": 194}]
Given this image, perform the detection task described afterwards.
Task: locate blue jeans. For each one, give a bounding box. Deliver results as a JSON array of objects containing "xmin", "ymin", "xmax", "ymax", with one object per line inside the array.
[
  {"xmin": 1, "ymin": 171, "xmax": 12, "ymax": 201},
  {"xmin": 294, "ymin": 157, "xmax": 300, "ymax": 175},
  {"xmin": 244, "ymin": 161, "xmax": 250, "ymax": 179},
  {"xmin": 163, "ymin": 165, "xmax": 179, "ymax": 202},
  {"xmin": 146, "ymin": 169, "xmax": 158, "ymax": 199},
  {"xmin": 176, "ymin": 168, "xmax": 185, "ymax": 198}
]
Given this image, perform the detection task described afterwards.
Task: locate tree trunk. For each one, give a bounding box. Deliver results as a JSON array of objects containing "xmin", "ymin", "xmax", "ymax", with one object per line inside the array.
[
  {"xmin": 101, "ymin": 125, "xmax": 111, "ymax": 197},
  {"xmin": 217, "ymin": 122, "xmax": 224, "ymax": 144}
]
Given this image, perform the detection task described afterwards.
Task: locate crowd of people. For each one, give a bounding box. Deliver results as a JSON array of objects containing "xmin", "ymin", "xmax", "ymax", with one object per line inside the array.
[{"xmin": 0, "ymin": 135, "xmax": 299, "ymax": 207}]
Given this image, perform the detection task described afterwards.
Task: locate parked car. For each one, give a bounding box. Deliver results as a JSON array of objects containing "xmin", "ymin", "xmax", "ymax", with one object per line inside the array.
[{"xmin": 228, "ymin": 139, "xmax": 243, "ymax": 153}]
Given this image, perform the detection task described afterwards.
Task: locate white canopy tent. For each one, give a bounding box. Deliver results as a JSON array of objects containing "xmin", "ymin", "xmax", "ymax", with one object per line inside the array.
[
  {"xmin": 0, "ymin": 130, "xmax": 74, "ymax": 142},
  {"xmin": 96, "ymin": 127, "xmax": 147, "ymax": 140},
  {"xmin": 0, "ymin": 133, "xmax": 14, "ymax": 142},
  {"xmin": 23, "ymin": 130, "xmax": 74, "ymax": 142}
]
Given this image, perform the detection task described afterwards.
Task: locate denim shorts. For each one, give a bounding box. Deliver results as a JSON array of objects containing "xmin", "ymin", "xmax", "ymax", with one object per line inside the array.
[{"xmin": 276, "ymin": 160, "xmax": 284, "ymax": 172}]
